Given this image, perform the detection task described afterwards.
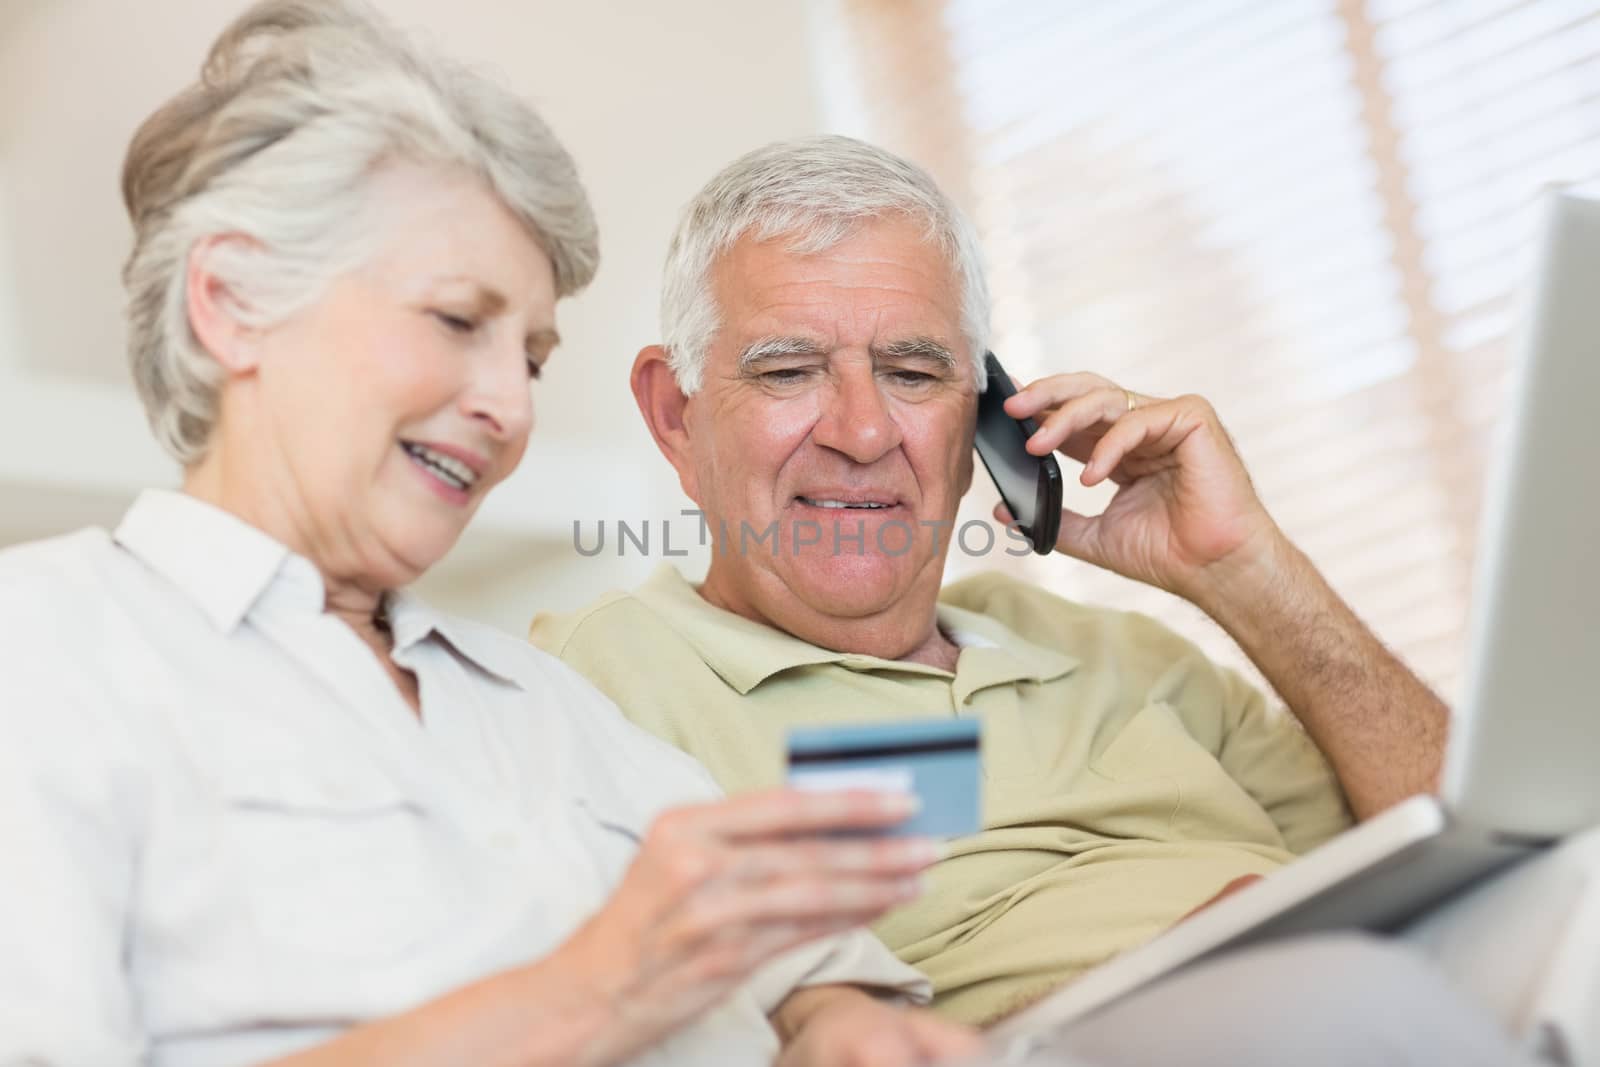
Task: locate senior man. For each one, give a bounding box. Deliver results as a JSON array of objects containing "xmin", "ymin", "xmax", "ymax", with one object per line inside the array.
[{"xmin": 531, "ymin": 138, "xmax": 1456, "ymax": 1029}]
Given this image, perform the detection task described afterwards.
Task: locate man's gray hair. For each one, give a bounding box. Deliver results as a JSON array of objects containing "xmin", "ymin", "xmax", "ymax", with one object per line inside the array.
[
  {"xmin": 659, "ymin": 135, "xmax": 990, "ymax": 394},
  {"xmin": 121, "ymin": 0, "xmax": 599, "ymax": 465}
]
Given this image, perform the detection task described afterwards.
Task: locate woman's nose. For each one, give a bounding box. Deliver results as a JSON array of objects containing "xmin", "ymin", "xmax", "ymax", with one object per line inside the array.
[{"xmin": 464, "ymin": 345, "xmax": 535, "ymax": 442}]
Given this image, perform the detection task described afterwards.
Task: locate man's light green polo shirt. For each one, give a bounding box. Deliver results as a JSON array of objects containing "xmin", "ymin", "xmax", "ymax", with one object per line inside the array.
[{"xmin": 530, "ymin": 565, "xmax": 1352, "ymax": 1024}]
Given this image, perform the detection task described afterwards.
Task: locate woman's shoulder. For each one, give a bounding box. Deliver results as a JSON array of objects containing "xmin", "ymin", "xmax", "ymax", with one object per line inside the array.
[
  {"xmin": 0, "ymin": 527, "xmax": 120, "ymax": 625},
  {"xmin": 0, "ymin": 528, "xmax": 159, "ymax": 754},
  {"xmin": 0, "ymin": 525, "xmax": 115, "ymax": 571}
]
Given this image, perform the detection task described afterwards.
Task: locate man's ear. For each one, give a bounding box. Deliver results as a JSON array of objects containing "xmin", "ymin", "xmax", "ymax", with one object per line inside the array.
[
  {"xmin": 631, "ymin": 344, "xmax": 700, "ymax": 502},
  {"xmin": 184, "ymin": 233, "xmax": 263, "ymax": 377}
]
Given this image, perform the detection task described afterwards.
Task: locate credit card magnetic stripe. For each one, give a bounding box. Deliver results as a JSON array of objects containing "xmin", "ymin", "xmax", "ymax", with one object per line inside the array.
[{"xmin": 786, "ymin": 717, "xmax": 981, "ymax": 763}]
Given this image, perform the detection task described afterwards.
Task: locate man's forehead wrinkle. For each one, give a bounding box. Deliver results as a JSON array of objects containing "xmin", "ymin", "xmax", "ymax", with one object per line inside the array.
[
  {"xmin": 749, "ymin": 273, "xmax": 951, "ymax": 300},
  {"xmin": 734, "ymin": 308, "xmax": 959, "ymax": 361},
  {"xmin": 717, "ymin": 229, "xmax": 966, "ymax": 367}
]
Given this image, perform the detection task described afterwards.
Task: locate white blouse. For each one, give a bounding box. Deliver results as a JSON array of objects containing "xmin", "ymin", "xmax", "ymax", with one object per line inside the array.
[{"xmin": 0, "ymin": 490, "xmax": 927, "ymax": 1067}]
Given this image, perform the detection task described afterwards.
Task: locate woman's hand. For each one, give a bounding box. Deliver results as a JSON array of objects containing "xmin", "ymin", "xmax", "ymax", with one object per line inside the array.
[
  {"xmin": 773, "ymin": 986, "xmax": 985, "ymax": 1067},
  {"xmin": 551, "ymin": 788, "xmax": 941, "ymax": 1066}
]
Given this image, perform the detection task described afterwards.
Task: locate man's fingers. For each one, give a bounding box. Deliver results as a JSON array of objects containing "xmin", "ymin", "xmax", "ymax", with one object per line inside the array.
[
  {"xmin": 1180, "ymin": 873, "xmax": 1265, "ymax": 922},
  {"xmin": 1051, "ymin": 506, "xmax": 1106, "ymax": 568},
  {"xmin": 907, "ymin": 1011, "xmax": 987, "ymax": 1059},
  {"xmin": 1002, "ymin": 371, "xmax": 1119, "ymax": 419},
  {"xmin": 1082, "ymin": 403, "xmax": 1194, "ymax": 485},
  {"xmin": 995, "ymin": 500, "xmax": 1109, "ymax": 571},
  {"xmin": 1024, "ymin": 387, "xmax": 1127, "ymax": 458}
]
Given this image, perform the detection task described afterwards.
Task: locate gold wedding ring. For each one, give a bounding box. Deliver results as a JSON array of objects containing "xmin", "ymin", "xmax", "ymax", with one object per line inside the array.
[{"xmin": 1124, "ymin": 389, "xmax": 1137, "ymax": 412}]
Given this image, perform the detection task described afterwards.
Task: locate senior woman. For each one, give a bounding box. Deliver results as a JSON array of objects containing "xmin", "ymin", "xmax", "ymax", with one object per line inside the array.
[{"xmin": 0, "ymin": 3, "xmax": 987, "ymax": 1066}]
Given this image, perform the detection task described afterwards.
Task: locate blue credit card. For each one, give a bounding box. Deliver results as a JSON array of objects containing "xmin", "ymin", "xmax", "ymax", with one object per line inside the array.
[{"xmin": 786, "ymin": 717, "xmax": 982, "ymax": 839}]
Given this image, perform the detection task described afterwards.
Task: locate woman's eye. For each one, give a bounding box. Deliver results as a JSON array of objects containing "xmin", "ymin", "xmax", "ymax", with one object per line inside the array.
[
  {"xmin": 433, "ymin": 311, "xmax": 477, "ymax": 334},
  {"xmin": 526, "ymin": 358, "xmax": 543, "ymax": 381}
]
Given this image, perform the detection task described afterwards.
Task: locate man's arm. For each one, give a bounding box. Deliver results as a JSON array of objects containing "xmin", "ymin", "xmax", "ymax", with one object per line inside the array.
[
  {"xmin": 1003, "ymin": 373, "xmax": 1446, "ymax": 821},
  {"xmin": 1194, "ymin": 530, "xmax": 1448, "ymax": 820},
  {"xmin": 769, "ymin": 985, "xmax": 982, "ymax": 1067}
]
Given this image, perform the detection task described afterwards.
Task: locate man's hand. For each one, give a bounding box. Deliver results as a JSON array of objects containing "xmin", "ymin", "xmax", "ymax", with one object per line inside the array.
[
  {"xmin": 999, "ymin": 372, "xmax": 1280, "ymax": 606},
  {"xmin": 773, "ymin": 986, "xmax": 984, "ymax": 1067},
  {"xmin": 1002, "ymin": 371, "xmax": 1449, "ymax": 820},
  {"xmin": 1179, "ymin": 874, "xmax": 1264, "ymax": 923}
]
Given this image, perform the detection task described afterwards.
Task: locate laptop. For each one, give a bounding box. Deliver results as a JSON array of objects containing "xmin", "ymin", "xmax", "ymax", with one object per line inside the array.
[{"xmin": 989, "ymin": 182, "xmax": 1600, "ymax": 1051}]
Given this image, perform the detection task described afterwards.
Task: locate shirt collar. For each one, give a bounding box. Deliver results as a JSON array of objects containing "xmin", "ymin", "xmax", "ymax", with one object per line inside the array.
[
  {"xmin": 935, "ymin": 600, "xmax": 1079, "ymax": 705},
  {"xmin": 632, "ymin": 563, "xmax": 1078, "ymax": 695},
  {"xmin": 111, "ymin": 490, "xmax": 523, "ymax": 688},
  {"xmin": 385, "ymin": 588, "xmax": 524, "ymax": 689},
  {"xmin": 113, "ymin": 489, "xmax": 295, "ymax": 634}
]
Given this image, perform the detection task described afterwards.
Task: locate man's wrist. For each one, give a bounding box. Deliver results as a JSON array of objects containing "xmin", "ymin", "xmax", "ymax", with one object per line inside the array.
[
  {"xmin": 770, "ymin": 984, "xmax": 871, "ymax": 1045},
  {"xmin": 1186, "ymin": 525, "xmax": 1320, "ymax": 645}
]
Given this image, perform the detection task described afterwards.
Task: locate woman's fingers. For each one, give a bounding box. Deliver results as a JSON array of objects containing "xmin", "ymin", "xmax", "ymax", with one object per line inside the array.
[
  {"xmin": 630, "ymin": 794, "xmax": 937, "ymax": 947},
  {"xmin": 676, "ymin": 914, "xmax": 891, "ymax": 986},
  {"xmin": 577, "ymin": 794, "xmax": 940, "ymax": 1053},
  {"xmin": 663, "ymin": 788, "xmax": 918, "ymax": 845},
  {"xmin": 683, "ymin": 871, "xmax": 922, "ymax": 935},
  {"xmin": 724, "ymin": 834, "xmax": 943, "ymax": 883},
  {"xmin": 673, "ymin": 836, "xmax": 937, "ymax": 932},
  {"xmin": 649, "ymin": 879, "xmax": 917, "ymax": 987}
]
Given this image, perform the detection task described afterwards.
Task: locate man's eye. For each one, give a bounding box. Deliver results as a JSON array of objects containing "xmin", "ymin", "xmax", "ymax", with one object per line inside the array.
[
  {"xmin": 759, "ymin": 367, "xmax": 814, "ymax": 386},
  {"xmin": 885, "ymin": 369, "xmax": 937, "ymax": 386}
]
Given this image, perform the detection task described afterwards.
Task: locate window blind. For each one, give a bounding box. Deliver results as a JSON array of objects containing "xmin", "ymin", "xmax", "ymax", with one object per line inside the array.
[{"xmin": 830, "ymin": 0, "xmax": 1600, "ymax": 698}]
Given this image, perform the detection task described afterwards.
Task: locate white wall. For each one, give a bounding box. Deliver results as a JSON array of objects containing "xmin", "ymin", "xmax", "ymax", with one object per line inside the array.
[{"xmin": 0, "ymin": 0, "xmax": 832, "ymax": 632}]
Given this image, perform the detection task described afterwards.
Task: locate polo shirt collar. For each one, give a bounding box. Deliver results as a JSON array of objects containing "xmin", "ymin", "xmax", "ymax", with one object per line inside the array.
[
  {"xmin": 633, "ymin": 563, "xmax": 1078, "ymax": 695},
  {"xmin": 937, "ymin": 600, "xmax": 1079, "ymax": 704}
]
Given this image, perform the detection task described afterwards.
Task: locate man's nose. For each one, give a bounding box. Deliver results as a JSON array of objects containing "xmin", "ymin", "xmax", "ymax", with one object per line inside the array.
[{"xmin": 811, "ymin": 363, "xmax": 903, "ymax": 464}]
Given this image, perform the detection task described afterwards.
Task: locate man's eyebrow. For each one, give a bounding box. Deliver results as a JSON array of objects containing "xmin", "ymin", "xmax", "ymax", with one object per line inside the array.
[
  {"xmin": 874, "ymin": 336, "xmax": 957, "ymax": 368},
  {"xmin": 737, "ymin": 335, "xmax": 828, "ymax": 372}
]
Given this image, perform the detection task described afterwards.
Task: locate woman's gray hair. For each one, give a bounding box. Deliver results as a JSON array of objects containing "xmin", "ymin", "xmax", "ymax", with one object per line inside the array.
[
  {"xmin": 659, "ymin": 135, "xmax": 989, "ymax": 394},
  {"xmin": 121, "ymin": 0, "xmax": 599, "ymax": 465}
]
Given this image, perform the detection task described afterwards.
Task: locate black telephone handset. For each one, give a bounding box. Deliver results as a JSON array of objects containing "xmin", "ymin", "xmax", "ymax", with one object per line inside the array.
[{"xmin": 973, "ymin": 352, "xmax": 1062, "ymax": 555}]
